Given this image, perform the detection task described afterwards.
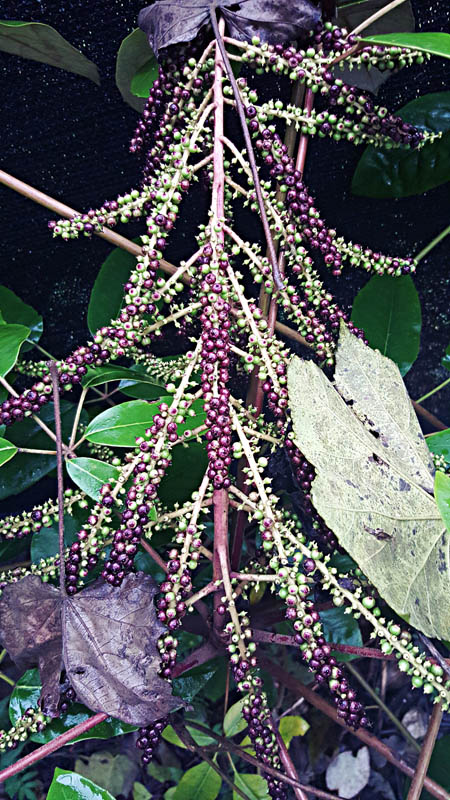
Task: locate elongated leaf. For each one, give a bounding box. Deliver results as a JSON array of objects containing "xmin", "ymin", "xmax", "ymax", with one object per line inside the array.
[
  {"xmin": 115, "ymin": 28, "xmax": 154, "ymax": 112},
  {"xmin": 435, "ymin": 472, "xmax": 450, "ymax": 533},
  {"xmin": 66, "ymin": 457, "xmax": 120, "ymax": 501},
  {"xmin": 87, "ymin": 241, "xmax": 140, "ymax": 335},
  {"xmin": 279, "ymin": 716, "xmax": 309, "ymax": 748},
  {"xmin": 288, "ymin": 325, "xmax": 449, "ymax": 639},
  {"xmin": 0, "ymin": 21, "xmax": 100, "ymax": 83},
  {"xmin": 352, "ymin": 92, "xmax": 450, "ymax": 198},
  {"xmin": 427, "ymin": 430, "xmax": 450, "ymax": 461},
  {"xmin": 131, "ymin": 56, "xmax": 159, "ymax": 98},
  {"xmin": 9, "ymin": 668, "xmax": 137, "ymax": 744},
  {"xmin": 82, "ymin": 364, "xmax": 163, "ymax": 392},
  {"xmin": 47, "ymin": 768, "xmax": 115, "ymax": 800},
  {"xmin": 351, "ymin": 275, "xmax": 421, "ymax": 375},
  {"xmin": 224, "ymin": 698, "xmax": 247, "ymax": 737},
  {"xmin": 232, "ymin": 772, "xmax": 269, "ymax": 800},
  {"xmin": 443, "ymin": 344, "xmax": 450, "ymax": 371},
  {"xmin": 0, "ymin": 323, "xmax": 30, "ymax": 377},
  {"xmin": 162, "ymin": 723, "xmax": 216, "ymax": 748},
  {"xmin": 85, "ymin": 398, "xmax": 205, "ymax": 447},
  {"xmin": 172, "ymin": 762, "xmax": 221, "ymax": 800},
  {"xmin": 0, "ymin": 437, "xmax": 17, "ymax": 467},
  {"xmin": 0, "ymin": 401, "xmax": 87, "ymax": 501},
  {"xmin": 320, "ymin": 606, "xmax": 363, "ymax": 662},
  {"xmin": 0, "ymin": 285, "xmax": 43, "ymax": 352},
  {"xmin": 361, "ymin": 32, "xmax": 450, "ymax": 59}
]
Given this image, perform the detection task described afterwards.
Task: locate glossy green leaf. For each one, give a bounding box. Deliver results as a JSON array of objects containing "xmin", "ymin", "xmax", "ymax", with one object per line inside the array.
[
  {"xmin": 0, "ymin": 323, "xmax": 30, "ymax": 377},
  {"xmin": 351, "ymin": 275, "xmax": 421, "ymax": 376},
  {"xmin": 87, "ymin": 240, "xmax": 141, "ymax": 335},
  {"xmin": 47, "ymin": 768, "xmax": 115, "ymax": 800},
  {"xmin": 133, "ymin": 783, "xmax": 152, "ymax": 800},
  {"xmin": 162, "ymin": 723, "xmax": 216, "ymax": 749},
  {"xmin": 30, "ymin": 514, "xmax": 79, "ymax": 563},
  {"xmin": 74, "ymin": 752, "xmax": 137, "ymax": 799},
  {"xmin": 279, "ymin": 715, "xmax": 309, "ymax": 748},
  {"xmin": 85, "ymin": 398, "xmax": 205, "ymax": 447},
  {"xmin": 224, "ymin": 698, "xmax": 247, "ymax": 737},
  {"xmin": 9, "ymin": 669, "xmax": 137, "ymax": 745},
  {"xmin": 427, "ymin": 430, "xmax": 450, "ymax": 461},
  {"xmin": 116, "ymin": 28, "xmax": 154, "ymax": 112},
  {"xmin": 435, "ymin": 471, "xmax": 450, "ymax": 533},
  {"xmin": 0, "ymin": 285, "xmax": 43, "ymax": 352},
  {"xmin": 443, "ymin": 343, "xmax": 450, "ymax": 371},
  {"xmin": 172, "ymin": 762, "xmax": 221, "ymax": 800},
  {"xmin": 0, "ymin": 437, "xmax": 17, "ymax": 467},
  {"xmin": 158, "ymin": 440, "xmax": 208, "ymax": 508},
  {"xmin": 232, "ymin": 772, "xmax": 269, "ymax": 800},
  {"xmin": 352, "ymin": 92, "xmax": 450, "ymax": 198},
  {"xmin": 66, "ymin": 457, "xmax": 120, "ymax": 501},
  {"xmin": 148, "ymin": 764, "xmax": 183, "ymax": 784},
  {"xmin": 82, "ymin": 364, "xmax": 163, "ymax": 394},
  {"xmin": 172, "ymin": 662, "xmax": 218, "ymax": 703},
  {"xmin": 131, "ymin": 55, "xmax": 159, "ymax": 97},
  {"xmin": 361, "ymin": 32, "xmax": 450, "ymax": 59},
  {"xmin": 118, "ymin": 365, "xmax": 166, "ymax": 400},
  {"xmin": 320, "ymin": 606, "xmax": 363, "ymax": 662},
  {"xmin": 0, "ymin": 21, "xmax": 100, "ymax": 83},
  {"xmin": 0, "ymin": 401, "xmax": 86, "ymax": 501}
]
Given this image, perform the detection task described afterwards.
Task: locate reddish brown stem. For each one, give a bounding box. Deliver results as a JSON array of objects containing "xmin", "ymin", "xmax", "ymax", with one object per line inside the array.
[
  {"xmin": 260, "ymin": 657, "xmax": 449, "ymax": 800},
  {"xmin": 140, "ymin": 539, "xmax": 168, "ymax": 573},
  {"xmin": 213, "ymin": 488, "xmax": 229, "ymax": 634},
  {"xmin": 48, "ymin": 362, "xmax": 66, "ymax": 596},
  {"xmin": 412, "ymin": 400, "xmax": 448, "ymax": 431},
  {"xmin": 274, "ymin": 718, "xmax": 309, "ymax": 800},
  {"xmin": 296, "ymin": 89, "xmax": 315, "ymax": 177},
  {"xmin": 0, "ymin": 712, "xmax": 108, "ymax": 783},
  {"xmin": 406, "ymin": 703, "xmax": 444, "ymax": 800}
]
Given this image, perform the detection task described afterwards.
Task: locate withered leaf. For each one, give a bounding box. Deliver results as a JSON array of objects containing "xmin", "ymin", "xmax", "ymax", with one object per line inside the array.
[
  {"xmin": 138, "ymin": 0, "xmax": 320, "ymax": 56},
  {"xmin": 0, "ymin": 572, "xmax": 183, "ymax": 726},
  {"xmin": 288, "ymin": 325, "xmax": 450, "ymax": 640},
  {"xmin": 0, "ymin": 575, "xmax": 62, "ymax": 716},
  {"xmin": 62, "ymin": 573, "xmax": 183, "ymax": 726}
]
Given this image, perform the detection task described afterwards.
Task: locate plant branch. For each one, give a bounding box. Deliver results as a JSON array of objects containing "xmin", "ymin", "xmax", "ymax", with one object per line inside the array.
[
  {"xmin": 351, "ymin": 0, "xmax": 408, "ymax": 36},
  {"xmin": 416, "ymin": 376, "xmax": 450, "ymax": 405},
  {"xmin": 69, "ymin": 386, "xmax": 87, "ymax": 450},
  {"xmin": 48, "ymin": 361, "xmax": 66, "ymax": 596},
  {"xmin": 273, "ymin": 716, "xmax": 309, "ymax": 800},
  {"xmin": 416, "ymin": 223, "xmax": 450, "ymax": 263},
  {"xmin": 406, "ymin": 703, "xmax": 444, "ymax": 800}
]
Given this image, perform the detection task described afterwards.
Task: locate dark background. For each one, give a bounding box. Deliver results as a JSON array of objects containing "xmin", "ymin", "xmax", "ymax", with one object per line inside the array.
[{"xmin": 0, "ymin": 0, "xmax": 449, "ymax": 414}]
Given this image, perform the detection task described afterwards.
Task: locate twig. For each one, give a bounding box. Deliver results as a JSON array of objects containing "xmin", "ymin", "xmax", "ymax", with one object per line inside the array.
[
  {"xmin": 416, "ymin": 223, "xmax": 450, "ymax": 263},
  {"xmin": 69, "ymin": 386, "xmax": 88, "ymax": 450},
  {"xmin": 351, "ymin": 0, "xmax": 408, "ymax": 36},
  {"xmin": 140, "ymin": 539, "xmax": 168, "ymax": 573},
  {"xmin": 416, "ymin": 377, "xmax": 450, "ymax": 406},
  {"xmin": 48, "ymin": 361, "xmax": 66, "ymax": 595},
  {"xmin": 412, "ymin": 400, "xmax": 448, "ymax": 431},
  {"xmin": 407, "ymin": 703, "xmax": 444, "ymax": 800},
  {"xmin": 346, "ymin": 662, "xmax": 421, "ymax": 753},
  {"xmin": 259, "ymin": 657, "xmax": 449, "ymax": 800},
  {"xmin": 273, "ymin": 716, "xmax": 309, "ymax": 800}
]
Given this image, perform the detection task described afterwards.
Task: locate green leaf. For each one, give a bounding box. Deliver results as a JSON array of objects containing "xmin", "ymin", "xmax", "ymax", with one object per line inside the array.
[
  {"xmin": 0, "ymin": 323, "xmax": 30, "ymax": 377},
  {"xmin": 133, "ymin": 783, "xmax": 152, "ymax": 800},
  {"xmin": 74, "ymin": 752, "xmax": 137, "ymax": 798},
  {"xmin": 66, "ymin": 457, "xmax": 120, "ymax": 501},
  {"xmin": 148, "ymin": 764, "xmax": 183, "ymax": 784},
  {"xmin": 131, "ymin": 56, "xmax": 159, "ymax": 98},
  {"xmin": 9, "ymin": 669, "xmax": 137, "ymax": 745},
  {"xmin": 232, "ymin": 773, "xmax": 269, "ymax": 800},
  {"xmin": 0, "ymin": 437, "xmax": 17, "ymax": 467},
  {"xmin": 162, "ymin": 723, "xmax": 215, "ymax": 749},
  {"xmin": 360, "ymin": 32, "xmax": 450, "ymax": 59},
  {"xmin": 116, "ymin": 28, "xmax": 155, "ymax": 112},
  {"xmin": 0, "ymin": 21, "xmax": 100, "ymax": 83},
  {"xmin": 224, "ymin": 698, "xmax": 247, "ymax": 737},
  {"xmin": 118, "ymin": 365, "xmax": 166, "ymax": 400},
  {"xmin": 0, "ymin": 285, "xmax": 43, "ymax": 352},
  {"xmin": 351, "ymin": 275, "xmax": 421, "ymax": 376},
  {"xmin": 172, "ymin": 762, "xmax": 221, "ymax": 800},
  {"xmin": 0, "ymin": 401, "xmax": 87, "ymax": 501},
  {"xmin": 47, "ymin": 768, "xmax": 115, "ymax": 800},
  {"xmin": 158, "ymin": 440, "xmax": 208, "ymax": 508},
  {"xmin": 172, "ymin": 662, "xmax": 218, "ymax": 703},
  {"xmin": 352, "ymin": 91, "xmax": 450, "ymax": 198},
  {"xmin": 85, "ymin": 398, "xmax": 205, "ymax": 448},
  {"xmin": 82, "ymin": 364, "xmax": 164, "ymax": 395},
  {"xmin": 410, "ymin": 733, "xmax": 450, "ymax": 800},
  {"xmin": 427, "ymin": 430, "xmax": 450, "ymax": 461},
  {"xmin": 279, "ymin": 715, "xmax": 310, "ymax": 748},
  {"xmin": 443, "ymin": 343, "xmax": 450, "ymax": 371},
  {"xmin": 288, "ymin": 325, "xmax": 449, "ymax": 639},
  {"xmin": 435, "ymin": 471, "xmax": 450, "ymax": 533},
  {"xmin": 320, "ymin": 606, "xmax": 363, "ymax": 662},
  {"xmin": 30, "ymin": 514, "xmax": 79, "ymax": 563},
  {"xmin": 87, "ymin": 240, "xmax": 141, "ymax": 335}
]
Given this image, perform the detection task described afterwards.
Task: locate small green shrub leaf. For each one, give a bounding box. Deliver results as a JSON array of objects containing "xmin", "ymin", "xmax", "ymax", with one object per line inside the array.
[
  {"xmin": 351, "ymin": 275, "xmax": 421, "ymax": 376},
  {"xmin": 47, "ymin": 768, "xmax": 115, "ymax": 800},
  {"xmin": 172, "ymin": 762, "xmax": 221, "ymax": 800},
  {"xmin": 82, "ymin": 364, "xmax": 164, "ymax": 394},
  {"xmin": 360, "ymin": 32, "xmax": 450, "ymax": 59},
  {"xmin": 162, "ymin": 723, "xmax": 216, "ymax": 749},
  {"xmin": 66, "ymin": 457, "xmax": 120, "ymax": 501},
  {"xmin": 0, "ymin": 21, "xmax": 100, "ymax": 83},
  {"xmin": 427, "ymin": 430, "xmax": 450, "ymax": 461},
  {"xmin": 0, "ymin": 286, "xmax": 43, "ymax": 352},
  {"xmin": 85, "ymin": 398, "xmax": 205, "ymax": 447},
  {"xmin": 435, "ymin": 471, "xmax": 450, "ymax": 533},
  {"xmin": 0, "ymin": 438, "xmax": 17, "ymax": 467},
  {"xmin": 224, "ymin": 698, "xmax": 247, "ymax": 737},
  {"xmin": 232, "ymin": 772, "xmax": 269, "ymax": 800},
  {"xmin": 352, "ymin": 92, "xmax": 450, "ymax": 197},
  {"xmin": 87, "ymin": 241, "xmax": 141, "ymax": 335},
  {"xmin": 131, "ymin": 56, "xmax": 159, "ymax": 97},
  {"xmin": 9, "ymin": 669, "xmax": 137, "ymax": 745},
  {"xmin": 116, "ymin": 28, "xmax": 155, "ymax": 112},
  {"xmin": 0, "ymin": 324, "xmax": 31, "ymax": 377},
  {"xmin": 288, "ymin": 325, "xmax": 449, "ymax": 639},
  {"xmin": 279, "ymin": 715, "xmax": 309, "ymax": 748}
]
